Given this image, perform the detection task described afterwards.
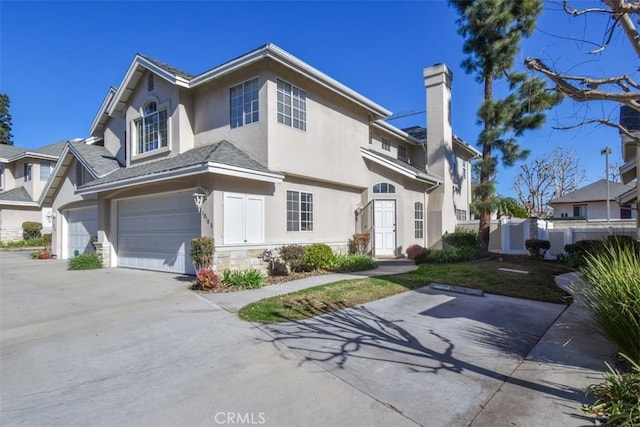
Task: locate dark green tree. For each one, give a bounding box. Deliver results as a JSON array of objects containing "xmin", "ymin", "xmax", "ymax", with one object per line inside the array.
[
  {"xmin": 0, "ymin": 93, "xmax": 14, "ymax": 145},
  {"xmin": 450, "ymin": 0, "xmax": 562, "ymax": 251}
]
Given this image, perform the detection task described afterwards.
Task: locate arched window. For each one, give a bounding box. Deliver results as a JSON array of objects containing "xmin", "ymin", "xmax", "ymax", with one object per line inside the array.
[
  {"xmin": 415, "ymin": 202, "xmax": 424, "ymax": 239},
  {"xmin": 135, "ymin": 101, "xmax": 168, "ymax": 154},
  {"xmin": 373, "ymin": 182, "xmax": 396, "ymax": 194}
]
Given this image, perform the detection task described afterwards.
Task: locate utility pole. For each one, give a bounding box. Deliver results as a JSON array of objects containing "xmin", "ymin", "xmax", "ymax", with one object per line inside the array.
[{"xmin": 601, "ymin": 147, "xmax": 612, "ymax": 223}]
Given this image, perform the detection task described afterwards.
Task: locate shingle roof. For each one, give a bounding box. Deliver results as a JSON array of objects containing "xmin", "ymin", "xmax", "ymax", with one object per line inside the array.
[
  {"xmin": 138, "ymin": 54, "xmax": 194, "ymax": 80},
  {"xmin": 549, "ymin": 179, "xmax": 634, "ymax": 204},
  {"xmin": 362, "ymin": 148, "xmax": 443, "ymax": 183},
  {"xmin": 34, "ymin": 140, "xmax": 67, "ymax": 157},
  {"xmin": 402, "ymin": 126, "xmax": 426, "ymax": 141},
  {"xmin": 0, "ymin": 144, "xmax": 27, "ymax": 160},
  {"xmin": 0, "ymin": 187, "xmax": 33, "ymax": 202},
  {"xmin": 80, "ymin": 140, "xmax": 276, "ymax": 189},
  {"xmin": 69, "ymin": 142, "xmax": 121, "ymax": 177}
]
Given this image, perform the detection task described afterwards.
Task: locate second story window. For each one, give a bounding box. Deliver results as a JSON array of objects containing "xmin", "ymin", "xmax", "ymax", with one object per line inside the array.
[
  {"xmin": 135, "ymin": 101, "xmax": 168, "ymax": 154},
  {"xmin": 277, "ymin": 79, "xmax": 306, "ymax": 131},
  {"xmin": 381, "ymin": 138, "xmax": 391, "ymax": 151},
  {"xmin": 230, "ymin": 78, "xmax": 259, "ymax": 128},
  {"xmin": 40, "ymin": 162, "xmax": 52, "ymax": 181},
  {"xmin": 398, "ymin": 145, "xmax": 407, "ymax": 160},
  {"xmin": 23, "ymin": 163, "xmax": 32, "ymax": 181},
  {"xmin": 373, "ymin": 182, "xmax": 396, "ymax": 194}
]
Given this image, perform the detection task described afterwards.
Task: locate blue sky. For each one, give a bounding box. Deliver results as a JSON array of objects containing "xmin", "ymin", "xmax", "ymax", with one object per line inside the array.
[{"xmin": 0, "ymin": 1, "xmax": 633, "ymax": 198}]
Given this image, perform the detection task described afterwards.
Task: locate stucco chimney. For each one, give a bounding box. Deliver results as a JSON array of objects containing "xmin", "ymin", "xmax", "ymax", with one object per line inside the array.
[{"xmin": 424, "ymin": 64, "xmax": 456, "ymax": 248}]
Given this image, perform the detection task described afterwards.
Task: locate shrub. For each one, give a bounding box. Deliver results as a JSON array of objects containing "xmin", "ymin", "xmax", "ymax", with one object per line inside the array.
[
  {"xmin": 525, "ymin": 239, "xmax": 550, "ymax": 259},
  {"xmin": 37, "ymin": 249, "xmax": 52, "ymax": 259},
  {"xmin": 43, "ymin": 233, "xmax": 52, "ymax": 250},
  {"xmin": 583, "ymin": 353, "xmax": 640, "ymax": 426},
  {"xmin": 565, "ymin": 240, "xmax": 605, "ymax": 257},
  {"xmin": 302, "ymin": 243, "xmax": 335, "ymax": 271},
  {"xmin": 329, "ymin": 254, "xmax": 376, "ymax": 272},
  {"xmin": 193, "ymin": 269, "xmax": 220, "ymax": 290},
  {"xmin": 580, "ymin": 244, "xmax": 640, "ymax": 363},
  {"xmin": 279, "ymin": 244, "xmax": 306, "ymax": 272},
  {"xmin": 222, "ymin": 268, "xmax": 266, "ymax": 290},
  {"xmin": 406, "ymin": 244, "xmax": 431, "ymax": 265},
  {"xmin": 68, "ymin": 253, "xmax": 102, "ymax": 270},
  {"xmin": 191, "ymin": 237, "xmax": 215, "ymax": 271},
  {"xmin": 443, "ymin": 232, "xmax": 477, "ymax": 249},
  {"xmin": 22, "ymin": 221, "xmax": 42, "ymax": 240},
  {"xmin": 427, "ymin": 246, "xmax": 478, "ymax": 264},
  {"xmin": 352, "ymin": 233, "xmax": 370, "ymax": 255},
  {"xmin": 1, "ymin": 238, "xmax": 46, "ymax": 248}
]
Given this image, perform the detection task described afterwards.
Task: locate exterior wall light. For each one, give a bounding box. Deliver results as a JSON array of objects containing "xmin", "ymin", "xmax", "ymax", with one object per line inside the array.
[{"xmin": 193, "ymin": 188, "xmax": 208, "ymax": 213}]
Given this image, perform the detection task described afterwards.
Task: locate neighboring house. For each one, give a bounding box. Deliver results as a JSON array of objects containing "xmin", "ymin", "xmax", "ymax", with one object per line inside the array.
[
  {"xmin": 0, "ymin": 141, "xmax": 66, "ymax": 241},
  {"xmin": 41, "ymin": 43, "xmax": 480, "ymax": 274},
  {"xmin": 618, "ymin": 105, "xmax": 640, "ymax": 238},
  {"xmin": 549, "ymin": 179, "xmax": 637, "ymax": 221}
]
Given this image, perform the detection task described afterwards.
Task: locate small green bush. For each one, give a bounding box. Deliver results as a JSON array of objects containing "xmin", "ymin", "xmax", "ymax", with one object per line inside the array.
[
  {"xmin": 329, "ymin": 254, "xmax": 376, "ymax": 272},
  {"xmin": 68, "ymin": 253, "xmax": 102, "ymax": 270},
  {"xmin": 43, "ymin": 233, "xmax": 52, "ymax": 250},
  {"xmin": 427, "ymin": 246, "xmax": 478, "ymax": 264},
  {"xmin": 525, "ymin": 239, "xmax": 550, "ymax": 259},
  {"xmin": 302, "ymin": 243, "xmax": 335, "ymax": 270},
  {"xmin": 443, "ymin": 232, "xmax": 477, "ymax": 249},
  {"xmin": 279, "ymin": 244, "xmax": 306, "ymax": 272},
  {"xmin": 583, "ymin": 353, "xmax": 640, "ymax": 426},
  {"xmin": 191, "ymin": 237, "xmax": 215, "ymax": 270},
  {"xmin": 222, "ymin": 268, "xmax": 266, "ymax": 289},
  {"xmin": 1, "ymin": 238, "xmax": 46, "ymax": 248},
  {"xmin": 22, "ymin": 221, "xmax": 42, "ymax": 240}
]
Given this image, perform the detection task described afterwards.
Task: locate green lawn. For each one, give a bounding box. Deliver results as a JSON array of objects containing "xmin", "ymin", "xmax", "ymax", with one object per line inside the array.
[{"xmin": 238, "ymin": 256, "xmax": 574, "ymax": 323}]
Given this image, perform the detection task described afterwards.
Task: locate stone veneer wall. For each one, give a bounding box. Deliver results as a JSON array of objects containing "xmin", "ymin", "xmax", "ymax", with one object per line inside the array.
[
  {"xmin": 212, "ymin": 244, "xmax": 349, "ymax": 273},
  {"xmin": 0, "ymin": 226, "xmax": 53, "ymax": 243}
]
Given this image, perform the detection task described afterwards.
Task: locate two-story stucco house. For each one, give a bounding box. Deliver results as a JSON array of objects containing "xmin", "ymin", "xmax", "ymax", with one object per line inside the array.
[
  {"xmin": 41, "ymin": 44, "xmax": 479, "ymax": 274},
  {"xmin": 0, "ymin": 141, "xmax": 65, "ymax": 241}
]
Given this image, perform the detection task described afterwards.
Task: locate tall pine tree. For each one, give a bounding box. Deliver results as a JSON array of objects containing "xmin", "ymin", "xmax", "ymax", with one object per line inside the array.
[
  {"xmin": 449, "ymin": 0, "xmax": 561, "ymax": 251},
  {"xmin": 0, "ymin": 94, "xmax": 14, "ymax": 145}
]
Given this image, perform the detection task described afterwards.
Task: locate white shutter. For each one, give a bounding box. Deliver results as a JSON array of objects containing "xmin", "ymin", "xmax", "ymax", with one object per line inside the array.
[
  {"xmin": 245, "ymin": 196, "xmax": 264, "ymax": 243},
  {"xmin": 223, "ymin": 193, "xmax": 245, "ymax": 244}
]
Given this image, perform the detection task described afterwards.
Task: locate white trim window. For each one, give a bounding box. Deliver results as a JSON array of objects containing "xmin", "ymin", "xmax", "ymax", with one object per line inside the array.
[
  {"xmin": 373, "ymin": 182, "xmax": 395, "ymax": 194},
  {"xmin": 398, "ymin": 145, "xmax": 407, "ymax": 160},
  {"xmin": 287, "ymin": 190, "xmax": 313, "ymax": 231},
  {"xmin": 381, "ymin": 137, "xmax": 391, "ymax": 151},
  {"xmin": 455, "ymin": 209, "xmax": 467, "ymax": 221},
  {"xmin": 415, "ymin": 202, "xmax": 424, "ymax": 239},
  {"xmin": 23, "ymin": 163, "xmax": 32, "ymax": 181},
  {"xmin": 277, "ymin": 79, "xmax": 306, "ymax": 131},
  {"xmin": 230, "ymin": 78, "xmax": 259, "ymax": 128},
  {"xmin": 135, "ymin": 101, "xmax": 168, "ymax": 154},
  {"xmin": 40, "ymin": 162, "xmax": 53, "ymax": 181}
]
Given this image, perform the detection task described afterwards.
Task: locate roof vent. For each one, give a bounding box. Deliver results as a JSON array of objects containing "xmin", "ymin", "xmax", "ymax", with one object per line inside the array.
[{"xmin": 147, "ymin": 73, "xmax": 154, "ymax": 92}]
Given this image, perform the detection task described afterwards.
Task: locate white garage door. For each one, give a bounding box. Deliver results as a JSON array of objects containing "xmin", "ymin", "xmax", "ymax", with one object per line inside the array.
[
  {"xmin": 117, "ymin": 192, "xmax": 200, "ymax": 274},
  {"xmin": 67, "ymin": 207, "xmax": 98, "ymax": 258}
]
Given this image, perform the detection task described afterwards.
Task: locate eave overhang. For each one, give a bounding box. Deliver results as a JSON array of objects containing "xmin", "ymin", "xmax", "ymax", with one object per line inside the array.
[{"xmin": 361, "ymin": 148, "xmax": 442, "ymax": 186}]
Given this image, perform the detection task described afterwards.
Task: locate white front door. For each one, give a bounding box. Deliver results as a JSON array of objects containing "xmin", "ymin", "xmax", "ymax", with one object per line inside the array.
[{"xmin": 374, "ymin": 200, "xmax": 396, "ymax": 256}]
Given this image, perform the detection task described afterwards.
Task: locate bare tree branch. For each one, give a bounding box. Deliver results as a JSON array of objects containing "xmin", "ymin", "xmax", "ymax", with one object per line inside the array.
[{"xmin": 552, "ymin": 118, "xmax": 640, "ymax": 141}]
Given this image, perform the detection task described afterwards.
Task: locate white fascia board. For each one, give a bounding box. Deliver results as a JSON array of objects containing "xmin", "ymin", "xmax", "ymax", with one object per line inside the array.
[
  {"xmin": 371, "ymin": 120, "xmax": 421, "ymax": 144},
  {"xmin": 0, "ymin": 200, "xmax": 38, "ymax": 207},
  {"xmin": 453, "ymin": 135, "xmax": 482, "ymax": 159},
  {"xmin": 38, "ymin": 144, "xmax": 72, "ymax": 206},
  {"xmin": 8, "ymin": 152, "xmax": 59, "ymax": 163},
  {"xmin": 618, "ymin": 186, "xmax": 638, "ymax": 205},
  {"xmin": 106, "ymin": 56, "xmax": 190, "ymax": 117},
  {"xmin": 89, "ymin": 87, "xmax": 117, "ymax": 136},
  {"xmin": 76, "ymin": 164, "xmax": 209, "ymax": 195},
  {"xmin": 361, "ymin": 148, "xmax": 442, "ymax": 185},
  {"xmin": 208, "ymin": 162, "xmax": 284, "ymax": 183},
  {"xmin": 190, "ymin": 44, "xmax": 392, "ymax": 118}
]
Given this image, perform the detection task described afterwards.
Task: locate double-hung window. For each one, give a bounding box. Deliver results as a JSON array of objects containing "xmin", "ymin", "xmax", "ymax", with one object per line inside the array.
[
  {"xmin": 23, "ymin": 163, "xmax": 32, "ymax": 181},
  {"xmin": 415, "ymin": 202, "xmax": 424, "ymax": 239},
  {"xmin": 277, "ymin": 79, "xmax": 306, "ymax": 131},
  {"xmin": 381, "ymin": 137, "xmax": 391, "ymax": 151},
  {"xmin": 135, "ymin": 101, "xmax": 168, "ymax": 154},
  {"xmin": 40, "ymin": 162, "xmax": 52, "ymax": 181},
  {"xmin": 287, "ymin": 190, "xmax": 313, "ymax": 231},
  {"xmin": 230, "ymin": 78, "xmax": 259, "ymax": 128}
]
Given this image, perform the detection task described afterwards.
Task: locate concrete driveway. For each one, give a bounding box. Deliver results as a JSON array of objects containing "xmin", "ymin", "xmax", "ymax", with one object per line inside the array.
[{"xmin": 0, "ymin": 251, "xmax": 610, "ymax": 426}]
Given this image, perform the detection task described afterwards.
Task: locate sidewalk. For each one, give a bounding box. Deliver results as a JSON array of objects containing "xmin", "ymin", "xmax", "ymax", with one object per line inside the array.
[
  {"xmin": 201, "ymin": 259, "xmax": 417, "ymax": 312},
  {"xmin": 471, "ymin": 272, "xmax": 617, "ymax": 426}
]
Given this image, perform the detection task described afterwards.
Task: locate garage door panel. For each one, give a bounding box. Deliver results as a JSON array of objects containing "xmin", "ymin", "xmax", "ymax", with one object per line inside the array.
[{"xmin": 117, "ymin": 192, "xmax": 200, "ymax": 275}]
